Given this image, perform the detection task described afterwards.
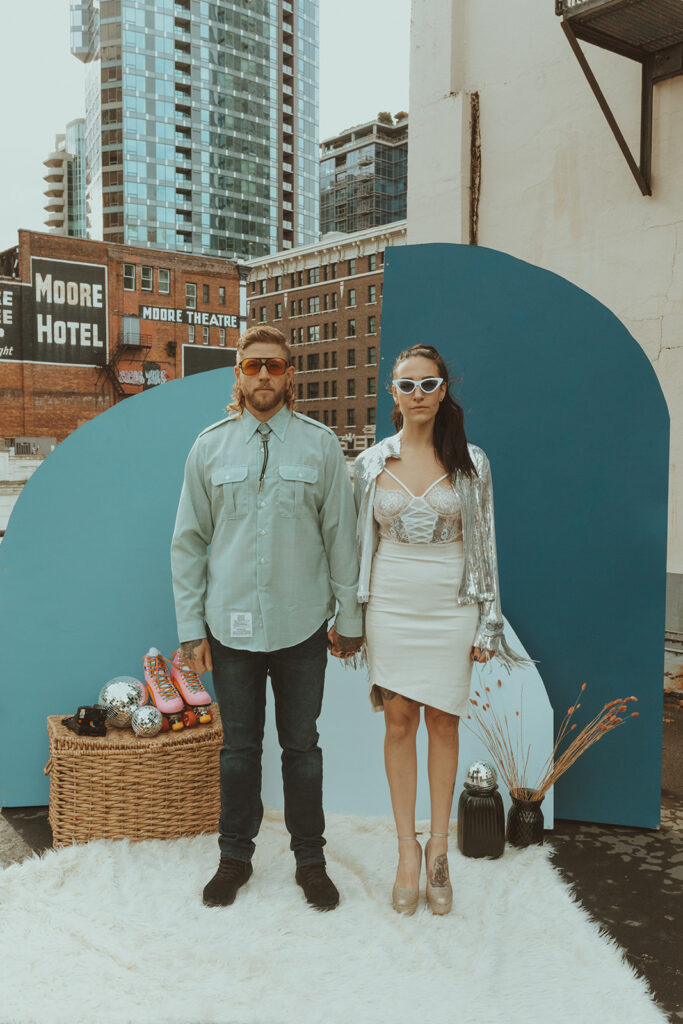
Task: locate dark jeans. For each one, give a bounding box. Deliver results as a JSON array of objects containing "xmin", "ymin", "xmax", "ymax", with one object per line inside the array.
[{"xmin": 208, "ymin": 620, "xmax": 328, "ymax": 868}]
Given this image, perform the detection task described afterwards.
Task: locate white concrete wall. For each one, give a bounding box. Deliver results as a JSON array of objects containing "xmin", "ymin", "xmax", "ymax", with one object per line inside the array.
[
  {"xmin": 408, "ymin": 0, "xmax": 683, "ymax": 576},
  {"xmin": 0, "ymin": 454, "xmax": 44, "ymax": 536}
]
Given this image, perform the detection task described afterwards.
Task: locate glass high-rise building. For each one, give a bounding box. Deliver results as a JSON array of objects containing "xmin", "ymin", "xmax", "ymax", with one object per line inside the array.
[
  {"xmin": 320, "ymin": 116, "xmax": 407, "ymax": 236},
  {"xmin": 70, "ymin": 0, "xmax": 319, "ymax": 259},
  {"xmin": 43, "ymin": 119, "xmax": 87, "ymax": 238}
]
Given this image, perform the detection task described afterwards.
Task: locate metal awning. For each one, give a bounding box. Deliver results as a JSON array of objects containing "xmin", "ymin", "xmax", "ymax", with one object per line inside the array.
[{"xmin": 556, "ymin": 0, "xmax": 683, "ymax": 194}]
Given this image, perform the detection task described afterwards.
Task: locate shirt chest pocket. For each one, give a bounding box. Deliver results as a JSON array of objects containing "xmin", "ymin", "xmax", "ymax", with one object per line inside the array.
[
  {"xmin": 211, "ymin": 465, "xmax": 249, "ymax": 519},
  {"xmin": 278, "ymin": 464, "xmax": 318, "ymax": 518}
]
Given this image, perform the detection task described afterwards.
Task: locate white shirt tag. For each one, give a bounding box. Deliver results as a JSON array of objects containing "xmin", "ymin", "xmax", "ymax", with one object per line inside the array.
[{"xmin": 231, "ymin": 612, "xmax": 253, "ymax": 637}]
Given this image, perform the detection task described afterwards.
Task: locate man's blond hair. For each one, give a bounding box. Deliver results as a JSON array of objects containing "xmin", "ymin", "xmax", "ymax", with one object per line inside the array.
[{"xmin": 228, "ymin": 325, "xmax": 296, "ymax": 414}]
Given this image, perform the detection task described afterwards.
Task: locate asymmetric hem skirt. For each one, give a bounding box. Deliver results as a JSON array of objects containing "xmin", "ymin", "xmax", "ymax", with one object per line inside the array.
[{"xmin": 365, "ymin": 538, "xmax": 480, "ymax": 716}]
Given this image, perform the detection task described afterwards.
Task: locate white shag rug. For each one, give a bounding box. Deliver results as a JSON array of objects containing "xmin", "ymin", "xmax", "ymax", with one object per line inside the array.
[{"xmin": 0, "ymin": 810, "xmax": 666, "ymax": 1024}]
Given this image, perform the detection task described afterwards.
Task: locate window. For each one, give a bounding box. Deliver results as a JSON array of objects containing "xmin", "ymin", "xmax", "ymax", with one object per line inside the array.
[
  {"xmin": 367, "ymin": 407, "xmax": 376, "ymax": 426},
  {"xmin": 307, "ymin": 382, "xmax": 319, "ymax": 399},
  {"xmin": 308, "ymin": 296, "xmax": 320, "ymax": 314},
  {"xmin": 298, "ymin": 383, "xmax": 304, "ymax": 399},
  {"xmin": 347, "ymin": 319, "xmax": 356, "ymax": 337},
  {"xmin": 323, "ymin": 323, "xmax": 329, "ymax": 340},
  {"xmin": 331, "ymin": 322, "xmax": 337, "ymax": 339},
  {"xmin": 368, "ymin": 315, "xmax": 376, "ymax": 334},
  {"xmin": 307, "ymin": 353, "xmax": 319, "ymax": 370},
  {"xmin": 122, "ymin": 316, "xmax": 140, "ymax": 345},
  {"xmin": 308, "ymin": 325, "xmax": 320, "ymax": 342},
  {"xmin": 298, "ymin": 299, "xmax": 304, "ymax": 315},
  {"xmin": 275, "ymin": 303, "xmax": 282, "ymax": 319},
  {"xmin": 259, "ymin": 279, "xmax": 266, "ymax": 294},
  {"xmin": 323, "ymin": 264, "xmax": 330, "ymax": 281},
  {"xmin": 219, "ymin": 286, "xmax": 226, "ymax": 305},
  {"xmin": 368, "ymin": 254, "xmax": 377, "ymax": 271},
  {"xmin": 367, "ymin": 346, "xmax": 376, "ymax": 364},
  {"xmin": 203, "ymin": 284, "xmax": 210, "ymax": 304},
  {"xmin": 347, "ymin": 408, "xmax": 355, "ymax": 426},
  {"xmin": 251, "ymin": 308, "xmax": 256, "ymax": 319},
  {"xmin": 250, "ymin": 281, "xmax": 256, "ymax": 293},
  {"xmin": 331, "ymin": 409, "xmax": 337, "ymax": 426},
  {"xmin": 367, "ymin": 377, "xmax": 376, "ymax": 395},
  {"xmin": 298, "ymin": 355, "xmax": 303, "ymax": 370},
  {"xmin": 347, "ymin": 289, "xmax": 356, "ymax": 307},
  {"xmin": 186, "ymin": 282, "xmax": 197, "ymax": 308},
  {"xmin": 368, "ymin": 284, "xmax": 376, "ymax": 303},
  {"xmin": 159, "ymin": 268, "xmax": 170, "ymax": 294},
  {"xmin": 323, "ymin": 294, "xmax": 330, "ymax": 311},
  {"xmin": 188, "ymin": 324, "xmax": 195, "ymax": 343},
  {"xmin": 347, "ymin": 349, "xmax": 356, "ymax": 367},
  {"xmin": 290, "ymin": 301, "xmax": 297, "ymax": 317},
  {"xmin": 274, "ymin": 275, "xmax": 282, "ymax": 291},
  {"xmin": 348, "ymin": 258, "xmax": 356, "ymax": 275},
  {"xmin": 379, "ymin": 251, "xmax": 384, "ymax": 265},
  {"xmin": 331, "ymin": 380, "xmax": 337, "ymax": 396},
  {"xmin": 290, "ymin": 272, "xmax": 297, "ymax": 288},
  {"xmin": 123, "ymin": 263, "xmax": 136, "ymax": 290},
  {"xmin": 298, "ymin": 327, "xmax": 304, "ymax": 343},
  {"xmin": 331, "ymin": 351, "xmax": 337, "ymax": 368},
  {"xmin": 323, "ymin": 352, "xmax": 329, "ymax": 369},
  {"xmin": 203, "ymin": 326, "xmax": 209, "ymax": 345},
  {"xmin": 219, "ymin": 328, "xmax": 226, "ymax": 346},
  {"xmin": 308, "ymin": 267, "xmax": 320, "ymax": 284},
  {"xmin": 291, "ymin": 328, "xmax": 297, "ymax": 345},
  {"xmin": 259, "ymin": 306, "xmax": 267, "ymax": 322},
  {"xmin": 346, "ymin": 379, "xmax": 355, "ymax": 397},
  {"xmin": 323, "ymin": 410, "xmax": 329, "ymax": 425},
  {"xmin": 297, "ymin": 271, "xmax": 304, "ymax": 286},
  {"xmin": 331, "ymin": 293, "xmax": 338, "ymax": 309},
  {"xmin": 323, "ymin": 381, "xmax": 329, "ymax": 397},
  {"xmin": 330, "ymin": 263, "xmax": 337, "ymax": 279}
]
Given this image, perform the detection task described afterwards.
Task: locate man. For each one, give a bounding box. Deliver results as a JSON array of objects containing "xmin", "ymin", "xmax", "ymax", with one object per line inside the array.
[{"xmin": 171, "ymin": 325, "xmax": 363, "ymax": 911}]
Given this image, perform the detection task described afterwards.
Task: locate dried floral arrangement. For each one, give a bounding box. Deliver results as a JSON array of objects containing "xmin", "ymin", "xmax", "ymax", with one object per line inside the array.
[{"xmin": 464, "ymin": 680, "xmax": 640, "ymax": 802}]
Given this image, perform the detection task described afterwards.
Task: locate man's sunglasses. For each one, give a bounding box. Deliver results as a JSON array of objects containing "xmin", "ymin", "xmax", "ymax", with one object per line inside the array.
[
  {"xmin": 392, "ymin": 377, "xmax": 444, "ymax": 395},
  {"xmin": 239, "ymin": 357, "xmax": 290, "ymax": 375}
]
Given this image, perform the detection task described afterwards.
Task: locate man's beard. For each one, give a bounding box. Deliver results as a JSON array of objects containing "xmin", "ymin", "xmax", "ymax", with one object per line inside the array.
[{"xmin": 247, "ymin": 385, "xmax": 285, "ymax": 412}]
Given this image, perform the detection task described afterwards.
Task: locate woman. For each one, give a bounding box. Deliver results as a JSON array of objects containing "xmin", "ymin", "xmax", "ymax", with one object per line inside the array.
[{"xmin": 353, "ymin": 344, "xmax": 530, "ymax": 916}]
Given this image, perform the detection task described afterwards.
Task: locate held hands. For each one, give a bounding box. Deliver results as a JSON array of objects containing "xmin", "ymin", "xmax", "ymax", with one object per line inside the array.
[
  {"xmin": 470, "ymin": 646, "xmax": 495, "ymax": 664},
  {"xmin": 180, "ymin": 637, "xmax": 213, "ymax": 674},
  {"xmin": 327, "ymin": 626, "xmax": 363, "ymax": 660}
]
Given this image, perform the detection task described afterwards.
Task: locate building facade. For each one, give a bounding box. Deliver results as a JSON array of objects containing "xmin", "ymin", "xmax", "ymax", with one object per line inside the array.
[
  {"xmin": 320, "ymin": 117, "xmax": 408, "ymax": 236},
  {"xmin": 0, "ymin": 230, "xmax": 240, "ymax": 443},
  {"xmin": 245, "ymin": 221, "xmax": 406, "ymax": 452},
  {"xmin": 407, "ymin": 0, "xmax": 683, "ymax": 623},
  {"xmin": 70, "ymin": 0, "xmax": 319, "ymax": 259},
  {"xmin": 43, "ymin": 120, "xmax": 87, "ymax": 238}
]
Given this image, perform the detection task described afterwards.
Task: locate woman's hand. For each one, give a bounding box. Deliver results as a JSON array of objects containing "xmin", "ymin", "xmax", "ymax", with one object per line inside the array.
[{"xmin": 470, "ymin": 646, "xmax": 495, "ymax": 664}]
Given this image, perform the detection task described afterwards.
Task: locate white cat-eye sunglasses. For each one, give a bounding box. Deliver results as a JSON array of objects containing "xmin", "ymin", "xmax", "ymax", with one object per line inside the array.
[{"xmin": 392, "ymin": 376, "xmax": 444, "ymax": 395}]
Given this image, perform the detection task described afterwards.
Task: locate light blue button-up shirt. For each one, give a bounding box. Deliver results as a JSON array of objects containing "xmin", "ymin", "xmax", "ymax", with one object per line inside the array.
[{"xmin": 170, "ymin": 404, "xmax": 362, "ymax": 651}]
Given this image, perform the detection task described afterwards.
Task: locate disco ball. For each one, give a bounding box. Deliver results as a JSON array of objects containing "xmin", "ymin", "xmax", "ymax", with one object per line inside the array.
[
  {"xmin": 98, "ymin": 677, "xmax": 147, "ymax": 728},
  {"xmin": 131, "ymin": 705, "xmax": 163, "ymax": 738},
  {"xmin": 465, "ymin": 761, "xmax": 498, "ymax": 792}
]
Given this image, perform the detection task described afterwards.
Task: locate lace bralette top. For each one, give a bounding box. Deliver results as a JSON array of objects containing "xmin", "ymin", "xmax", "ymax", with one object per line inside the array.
[{"xmin": 373, "ymin": 469, "xmax": 463, "ymax": 544}]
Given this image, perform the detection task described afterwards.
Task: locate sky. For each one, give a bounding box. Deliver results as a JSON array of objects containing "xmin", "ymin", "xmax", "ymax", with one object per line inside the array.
[{"xmin": 0, "ymin": 0, "xmax": 411, "ymax": 251}]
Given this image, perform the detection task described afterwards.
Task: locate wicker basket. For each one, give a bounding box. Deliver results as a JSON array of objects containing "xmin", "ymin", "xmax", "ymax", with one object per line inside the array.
[{"xmin": 45, "ymin": 704, "xmax": 223, "ymax": 847}]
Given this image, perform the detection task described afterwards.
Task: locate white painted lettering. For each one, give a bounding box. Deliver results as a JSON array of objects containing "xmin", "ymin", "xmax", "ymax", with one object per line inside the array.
[
  {"xmin": 53, "ymin": 280, "xmax": 66, "ymax": 304},
  {"xmin": 92, "ymin": 323, "xmax": 103, "ymax": 347},
  {"xmin": 36, "ymin": 314, "xmax": 52, "ymax": 343},
  {"xmin": 92, "ymin": 284, "xmax": 103, "ymax": 308},
  {"xmin": 35, "ymin": 274, "xmax": 52, "ymax": 303},
  {"xmin": 67, "ymin": 322, "xmax": 80, "ymax": 345},
  {"xmin": 79, "ymin": 283, "xmax": 92, "ymax": 306},
  {"xmin": 66, "ymin": 282, "xmax": 79, "ymax": 305},
  {"xmin": 53, "ymin": 321, "xmax": 66, "ymax": 345}
]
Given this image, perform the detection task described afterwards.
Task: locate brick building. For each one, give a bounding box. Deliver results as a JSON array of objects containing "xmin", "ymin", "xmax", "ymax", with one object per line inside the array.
[
  {"xmin": 0, "ymin": 230, "xmax": 241, "ymax": 443},
  {"xmin": 245, "ymin": 221, "xmax": 406, "ymax": 452}
]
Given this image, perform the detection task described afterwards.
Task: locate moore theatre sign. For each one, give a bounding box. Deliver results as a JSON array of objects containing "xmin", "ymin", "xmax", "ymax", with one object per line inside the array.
[{"xmin": 138, "ymin": 303, "xmax": 238, "ymax": 329}]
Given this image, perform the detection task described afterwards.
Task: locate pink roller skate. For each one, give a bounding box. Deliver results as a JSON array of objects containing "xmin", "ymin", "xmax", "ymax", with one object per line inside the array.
[
  {"xmin": 142, "ymin": 647, "xmax": 185, "ymax": 731},
  {"xmin": 167, "ymin": 649, "xmax": 213, "ymax": 728}
]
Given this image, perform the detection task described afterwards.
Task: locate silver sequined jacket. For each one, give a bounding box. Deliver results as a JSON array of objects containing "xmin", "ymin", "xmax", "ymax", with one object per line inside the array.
[{"xmin": 353, "ymin": 432, "xmax": 533, "ymax": 671}]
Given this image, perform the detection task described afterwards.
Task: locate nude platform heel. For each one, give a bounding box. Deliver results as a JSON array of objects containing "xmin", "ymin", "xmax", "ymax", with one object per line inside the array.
[
  {"xmin": 425, "ymin": 831, "xmax": 453, "ymax": 915},
  {"xmin": 392, "ymin": 835, "xmax": 422, "ymax": 915}
]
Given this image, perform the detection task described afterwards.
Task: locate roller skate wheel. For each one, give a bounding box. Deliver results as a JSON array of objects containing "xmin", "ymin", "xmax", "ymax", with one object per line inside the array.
[
  {"xmin": 199, "ymin": 712, "xmax": 212, "ymax": 724},
  {"xmin": 171, "ymin": 720, "xmax": 184, "ymax": 731},
  {"xmin": 182, "ymin": 709, "xmax": 198, "ymax": 727}
]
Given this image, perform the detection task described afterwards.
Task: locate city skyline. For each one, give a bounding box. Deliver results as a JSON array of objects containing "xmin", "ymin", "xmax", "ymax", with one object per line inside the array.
[{"xmin": 0, "ymin": 0, "xmax": 410, "ymax": 252}]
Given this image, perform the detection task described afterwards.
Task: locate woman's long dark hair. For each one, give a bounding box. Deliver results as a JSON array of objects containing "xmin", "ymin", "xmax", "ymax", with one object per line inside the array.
[{"xmin": 390, "ymin": 344, "xmax": 477, "ymax": 480}]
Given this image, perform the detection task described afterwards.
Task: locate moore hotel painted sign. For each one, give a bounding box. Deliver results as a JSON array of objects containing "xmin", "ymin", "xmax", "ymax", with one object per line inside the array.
[{"xmin": 0, "ymin": 258, "xmax": 108, "ymax": 366}]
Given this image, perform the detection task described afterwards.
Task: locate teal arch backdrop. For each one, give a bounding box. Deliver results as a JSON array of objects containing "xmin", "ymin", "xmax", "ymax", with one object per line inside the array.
[
  {"xmin": 0, "ymin": 243, "xmax": 667, "ymax": 827},
  {"xmin": 376, "ymin": 243, "xmax": 667, "ymax": 828}
]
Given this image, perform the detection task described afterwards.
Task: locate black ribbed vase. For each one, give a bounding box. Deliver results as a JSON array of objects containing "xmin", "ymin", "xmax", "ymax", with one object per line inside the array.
[
  {"xmin": 457, "ymin": 783, "xmax": 505, "ymax": 859},
  {"xmin": 506, "ymin": 789, "xmax": 545, "ymax": 847}
]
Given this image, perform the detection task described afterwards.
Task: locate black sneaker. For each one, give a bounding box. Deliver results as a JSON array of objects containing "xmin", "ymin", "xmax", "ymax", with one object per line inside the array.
[
  {"xmin": 203, "ymin": 857, "xmax": 253, "ymax": 907},
  {"xmin": 295, "ymin": 863, "xmax": 340, "ymax": 911}
]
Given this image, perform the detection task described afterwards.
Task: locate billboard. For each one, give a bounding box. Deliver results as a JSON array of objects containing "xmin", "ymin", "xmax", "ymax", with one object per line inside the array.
[{"xmin": 0, "ymin": 258, "xmax": 108, "ymax": 366}]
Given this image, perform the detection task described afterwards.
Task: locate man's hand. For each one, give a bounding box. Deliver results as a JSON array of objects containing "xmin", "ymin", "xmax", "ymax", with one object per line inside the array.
[
  {"xmin": 470, "ymin": 646, "xmax": 495, "ymax": 664},
  {"xmin": 327, "ymin": 626, "xmax": 363, "ymax": 659},
  {"xmin": 180, "ymin": 637, "xmax": 213, "ymax": 674}
]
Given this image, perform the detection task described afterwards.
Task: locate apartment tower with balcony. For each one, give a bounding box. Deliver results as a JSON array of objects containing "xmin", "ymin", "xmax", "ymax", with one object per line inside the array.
[
  {"xmin": 70, "ymin": 0, "xmax": 319, "ymax": 259},
  {"xmin": 319, "ymin": 116, "xmax": 407, "ymax": 236},
  {"xmin": 43, "ymin": 119, "xmax": 87, "ymax": 238}
]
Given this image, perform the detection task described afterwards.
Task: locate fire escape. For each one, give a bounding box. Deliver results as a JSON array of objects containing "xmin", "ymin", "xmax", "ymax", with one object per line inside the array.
[
  {"xmin": 556, "ymin": 0, "xmax": 683, "ymax": 194},
  {"xmin": 97, "ymin": 332, "xmax": 152, "ymax": 400}
]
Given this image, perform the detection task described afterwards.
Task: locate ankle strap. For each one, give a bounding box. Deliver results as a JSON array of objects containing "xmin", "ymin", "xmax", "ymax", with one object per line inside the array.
[
  {"xmin": 397, "ymin": 834, "xmax": 417, "ymax": 840},
  {"xmin": 430, "ymin": 832, "xmax": 449, "ymax": 838}
]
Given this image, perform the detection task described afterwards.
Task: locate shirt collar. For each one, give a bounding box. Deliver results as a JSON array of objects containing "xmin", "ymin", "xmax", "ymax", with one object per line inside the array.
[{"xmin": 240, "ymin": 404, "xmax": 292, "ymax": 442}]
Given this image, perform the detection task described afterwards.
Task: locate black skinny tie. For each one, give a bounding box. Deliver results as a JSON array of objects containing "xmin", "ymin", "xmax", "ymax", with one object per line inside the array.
[{"xmin": 257, "ymin": 422, "xmax": 271, "ymax": 492}]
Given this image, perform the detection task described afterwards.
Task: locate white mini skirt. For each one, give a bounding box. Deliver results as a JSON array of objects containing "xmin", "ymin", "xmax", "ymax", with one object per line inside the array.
[{"xmin": 365, "ymin": 538, "xmax": 480, "ymax": 716}]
